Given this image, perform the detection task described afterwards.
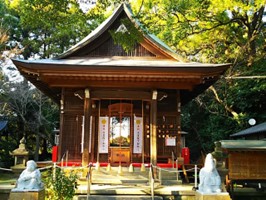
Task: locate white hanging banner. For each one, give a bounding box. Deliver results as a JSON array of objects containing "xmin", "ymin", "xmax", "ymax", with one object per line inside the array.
[
  {"xmin": 89, "ymin": 116, "xmax": 92, "ymax": 153},
  {"xmin": 81, "ymin": 116, "xmax": 84, "ymax": 153},
  {"xmin": 99, "ymin": 116, "xmax": 109, "ymax": 153},
  {"xmin": 133, "ymin": 116, "xmax": 143, "ymax": 154}
]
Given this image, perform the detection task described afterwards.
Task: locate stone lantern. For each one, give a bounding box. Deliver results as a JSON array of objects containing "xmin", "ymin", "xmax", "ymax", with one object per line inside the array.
[
  {"xmin": 211, "ymin": 141, "xmax": 228, "ymax": 192},
  {"xmin": 10, "ymin": 137, "xmax": 30, "ymax": 174}
]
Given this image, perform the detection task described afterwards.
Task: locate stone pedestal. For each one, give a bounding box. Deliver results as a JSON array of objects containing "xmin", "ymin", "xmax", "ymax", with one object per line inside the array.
[
  {"xmin": 195, "ymin": 191, "xmax": 231, "ymax": 200},
  {"xmin": 9, "ymin": 189, "xmax": 45, "ymax": 200}
]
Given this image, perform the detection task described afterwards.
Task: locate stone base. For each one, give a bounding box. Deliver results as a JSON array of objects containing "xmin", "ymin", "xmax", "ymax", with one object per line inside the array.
[
  {"xmin": 195, "ymin": 191, "xmax": 231, "ymax": 200},
  {"xmin": 9, "ymin": 189, "xmax": 45, "ymax": 200}
]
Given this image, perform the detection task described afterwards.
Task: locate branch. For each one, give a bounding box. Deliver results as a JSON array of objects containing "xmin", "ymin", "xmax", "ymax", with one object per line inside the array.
[{"xmin": 209, "ymin": 86, "xmax": 239, "ymax": 118}]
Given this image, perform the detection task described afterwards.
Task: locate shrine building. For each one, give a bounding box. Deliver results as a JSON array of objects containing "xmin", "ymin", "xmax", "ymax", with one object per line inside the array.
[{"xmin": 12, "ymin": 4, "xmax": 230, "ymax": 167}]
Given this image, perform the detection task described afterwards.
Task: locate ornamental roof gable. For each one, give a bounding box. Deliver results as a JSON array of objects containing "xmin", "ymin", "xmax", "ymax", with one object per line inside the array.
[{"xmin": 57, "ymin": 3, "xmax": 185, "ymax": 61}]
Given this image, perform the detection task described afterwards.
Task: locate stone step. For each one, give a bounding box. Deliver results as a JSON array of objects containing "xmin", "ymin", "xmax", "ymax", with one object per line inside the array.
[
  {"xmin": 76, "ymin": 195, "xmax": 163, "ymax": 200},
  {"xmin": 78, "ymin": 167, "xmax": 150, "ymax": 185},
  {"xmin": 160, "ymin": 173, "xmax": 179, "ymax": 180},
  {"xmin": 92, "ymin": 169, "xmax": 149, "ymax": 176},
  {"xmin": 160, "ymin": 180, "xmax": 182, "ymax": 185},
  {"xmin": 156, "ymin": 169, "xmax": 182, "ymax": 185},
  {"xmin": 78, "ymin": 179, "xmax": 149, "ymax": 185}
]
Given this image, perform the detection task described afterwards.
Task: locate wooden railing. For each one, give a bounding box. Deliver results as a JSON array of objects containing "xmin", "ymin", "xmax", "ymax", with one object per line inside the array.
[
  {"xmin": 86, "ymin": 163, "xmax": 93, "ymax": 200},
  {"xmin": 149, "ymin": 164, "xmax": 155, "ymax": 200},
  {"xmin": 60, "ymin": 150, "xmax": 68, "ymax": 167}
]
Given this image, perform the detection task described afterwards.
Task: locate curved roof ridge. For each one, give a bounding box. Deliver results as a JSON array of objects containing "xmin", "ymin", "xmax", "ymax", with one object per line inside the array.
[
  {"xmin": 123, "ymin": 4, "xmax": 186, "ymax": 62},
  {"xmin": 57, "ymin": 4, "xmax": 125, "ymax": 59},
  {"xmin": 57, "ymin": 3, "xmax": 185, "ymax": 61}
]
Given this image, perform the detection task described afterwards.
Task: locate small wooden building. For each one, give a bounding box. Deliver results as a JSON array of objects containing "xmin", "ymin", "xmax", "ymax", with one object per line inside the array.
[
  {"xmin": 220, "ymin": 140, "xmax": 266, "ymax": 189},
  {"xmin": 12, "ymin": 4, "xmax": 229, "ymax": 167}
]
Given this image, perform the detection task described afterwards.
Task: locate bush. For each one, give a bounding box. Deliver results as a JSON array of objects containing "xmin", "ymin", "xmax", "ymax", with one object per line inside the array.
[{"xmin": 43, "ymin": 167, "xmax": 78, "ymax": 200}]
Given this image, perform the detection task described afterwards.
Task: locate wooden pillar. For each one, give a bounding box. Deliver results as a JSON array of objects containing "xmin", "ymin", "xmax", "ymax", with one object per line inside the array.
[
  {"xmin": 82, "ymin": 88, "xmax": 92, "ymax": 166},
  {"xmin": 150, "ymin": 90, "xmax": 157, "ymax": 166},
  {"xmin": 90, "ymin": 116, "xmax": 95, "ymax": 162},
  {"xmin": 177, "ymin": 90, "xmax": 182, "ymax": 157},
  {"xmin": 58, "ymin": 88, "xmax": 65, "ymax": 162}
]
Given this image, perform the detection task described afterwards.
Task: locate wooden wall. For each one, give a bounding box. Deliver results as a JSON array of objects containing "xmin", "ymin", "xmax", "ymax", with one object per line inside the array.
[
  {"xmin": 228, "ymin": 151, "xmax": 266, "ymax": 180},
  {"xmin": 59, "ymin": 89, "xmax": 181, "ymax": 163},
  {"xmin": 60, "ymin": 89, "xmax": 83, "ymax": 161}
]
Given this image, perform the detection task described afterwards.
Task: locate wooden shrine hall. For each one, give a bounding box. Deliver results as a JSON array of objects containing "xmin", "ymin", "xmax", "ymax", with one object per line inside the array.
[{"xmin": 12, "ymin": 4, "xmax": 230, "ymax": 167}]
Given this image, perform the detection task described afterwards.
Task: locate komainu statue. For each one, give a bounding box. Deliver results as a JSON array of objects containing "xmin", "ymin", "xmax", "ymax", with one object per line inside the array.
[
  {"xmin": 198, "ymin": 153, "xmax": 221, "ymax": 193},
  {"xmin": 12, "ymin": 160, "xmax": 44, "ymax": 191}
]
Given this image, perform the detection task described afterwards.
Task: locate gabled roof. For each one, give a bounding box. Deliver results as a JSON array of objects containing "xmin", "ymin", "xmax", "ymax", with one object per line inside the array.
[
  {"xmin": 11, "ymin": 3, "xmax": 230, "ymax": 104},
  {"xmin": 230, "ymin": 122, "xmax": 266, "ymax": 138},
  {"xmin": 58, "ymin": 3, "xmax": 184, "ymax": 61}
]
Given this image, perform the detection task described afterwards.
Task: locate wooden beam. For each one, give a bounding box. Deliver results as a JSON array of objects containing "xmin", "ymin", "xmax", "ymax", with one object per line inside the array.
[
  {"xmin": 47, "ymin": 79, "xmax": 197, "ymax": 90},
  {"xmin": 91, "ymin": 90, "xmax": 151, "ymax": 100}
]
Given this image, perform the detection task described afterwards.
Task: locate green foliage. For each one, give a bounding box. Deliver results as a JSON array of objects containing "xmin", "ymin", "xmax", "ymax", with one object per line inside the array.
[
  {"xmin": 182, "ymin": 58, "xmax": 266, "ymax": 161},
  {"xmin": 5, "ymin": 0, "xmax": 92, "ymax": 58},
  {"xmin": 109, "ymin": 18, "xmax": 143, "ymax": 52},
  {"xmin": 0, "ymin": 136, "xmax": 16, "ymax": 167},
  {"xmin": 43, "ymin": 168, "xmax": 78, "ymax": 200},
  {"xmin": 0, "ymin": 0, "xmax": 9, "ymax": 52},
  {"xmin": 135, "ymin": 0, "xmax": 266, "ymax": 65}
]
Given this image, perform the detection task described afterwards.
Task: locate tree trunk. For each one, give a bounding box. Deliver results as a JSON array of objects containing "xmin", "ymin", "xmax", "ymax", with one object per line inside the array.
[{"xmin": 34, "ymin": 132, "xmax": 40, "ymax": 161}]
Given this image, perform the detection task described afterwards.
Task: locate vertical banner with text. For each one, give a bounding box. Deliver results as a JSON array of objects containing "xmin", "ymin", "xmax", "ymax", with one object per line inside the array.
[
  {"xmin": 133, "ymin": 116, "xmax": 143, "ymax": 154},
  {"xmin": 99, "ymin": 116, "xmax": 109, "ymax": 153}
]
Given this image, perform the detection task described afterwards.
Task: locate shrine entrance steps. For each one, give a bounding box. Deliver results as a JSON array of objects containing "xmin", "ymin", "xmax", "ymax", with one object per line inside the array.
[
  {"xmin": 79, "ymin": 166, "xmax": 150, "ymax": 185},
  {"xmin": 74, "ymin": 166, "xmax": 195, "ymax": 200}
]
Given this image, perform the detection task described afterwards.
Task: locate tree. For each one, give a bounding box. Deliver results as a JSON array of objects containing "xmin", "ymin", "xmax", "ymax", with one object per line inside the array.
[
  {"xmin": 0, "ymin": 78, "xmax": 59, "ymax": 163},
  {"xmin": 134, "ymin": 0, "xmax": 265, "ymax": 64},
  {"xmin": 5, "ymin": 0, "xmax": 93, "ymax": 58},
  {"xmin": 127, "ymin": 0, "xmax": 266, "ymax": 155}
]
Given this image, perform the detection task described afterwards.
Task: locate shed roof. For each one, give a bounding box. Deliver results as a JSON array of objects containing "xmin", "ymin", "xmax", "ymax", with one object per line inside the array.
[{"xmin": 230, "ymin": 122, "xmax": 266, "ymax": 138}]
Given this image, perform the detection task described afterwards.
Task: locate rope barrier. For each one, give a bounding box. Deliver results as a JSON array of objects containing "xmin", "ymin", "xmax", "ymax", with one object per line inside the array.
[
  {"xmin": 153, "ymin": 165, "xmax": 200, "ymax": 173},
  {"xmin": 0, "ymin": 167, "xmax": 12, "ymax": 172},
  {"xmin": 39, "ymin": 165, "xmax": 53, "ymax": 171}
]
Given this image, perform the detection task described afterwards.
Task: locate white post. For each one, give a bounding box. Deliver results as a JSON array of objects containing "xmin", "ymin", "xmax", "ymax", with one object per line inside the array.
[
  {"xmin": 61, "ymin": 158, "xmax": 63, "ymax": 168},
  {"xmin": 87, "ymin": 165, "xmax": 91, "ymax": 200},
  {"xmin": 176, "ymin": 158, "xmax": 179, "ymax": 182},
  {"xmin": 66, "ymin": 150, "xmax": 68, "ymax": 167},
  {"xmin": 195, "ymin": 165, "xmax": 198, "ymax": 188},
  {"xmin": 53, "ymin": 162, "xmax": 56, "ymax": 181}
]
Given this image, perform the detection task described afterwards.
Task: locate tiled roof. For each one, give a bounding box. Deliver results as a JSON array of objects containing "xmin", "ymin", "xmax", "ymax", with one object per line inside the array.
[{"xmin": 230, "ymin": 122, "xmax": 266, "ymax": 137}]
